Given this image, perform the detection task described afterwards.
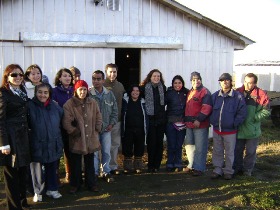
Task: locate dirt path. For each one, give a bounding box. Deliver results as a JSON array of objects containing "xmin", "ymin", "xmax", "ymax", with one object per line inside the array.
[{"xmin": 0, "ymin": 165, "xmax": 239, "ymax": 210}]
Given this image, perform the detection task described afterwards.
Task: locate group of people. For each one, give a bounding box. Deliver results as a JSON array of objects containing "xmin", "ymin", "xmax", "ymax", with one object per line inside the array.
[{"xmin": 0, "ymin": 62, "xmax": 269, "ymax": 210}]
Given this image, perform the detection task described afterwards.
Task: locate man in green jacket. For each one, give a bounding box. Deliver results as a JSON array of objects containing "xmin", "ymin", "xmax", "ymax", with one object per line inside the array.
[{"xmin": 234, "ymin": 73, "xmax": 270, "ymax": 176}]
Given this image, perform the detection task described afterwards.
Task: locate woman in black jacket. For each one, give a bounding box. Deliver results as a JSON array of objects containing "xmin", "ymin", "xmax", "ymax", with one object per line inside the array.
[
  {"xmin": 140, "ymin": 69, "xmax": 166, "ymax": 172},
  {"xmin": 0, "ymin": 64, "xmax": 31, "ymax": 210}
]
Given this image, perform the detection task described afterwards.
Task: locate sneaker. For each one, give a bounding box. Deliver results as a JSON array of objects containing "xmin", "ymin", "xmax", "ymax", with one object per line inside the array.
[
  {"xmin": 183, "ymin": 167, "xmax": 192, "ymax": 174},
  {"xmin": 224, "ymin": 174, "xmax": 233, "ymax": 180},
  {"xmin": 33, "ymin": 193, "xmax": 42, "ymax": 202},
  {"xmin": 46, "ymin": 190, "xmax": 62, "ymax": 199}
]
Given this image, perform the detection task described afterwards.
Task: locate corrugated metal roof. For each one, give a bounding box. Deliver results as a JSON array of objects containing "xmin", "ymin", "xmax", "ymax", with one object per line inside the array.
[
  {"xmin": 236, "ymin": 60, "xmax": 280, "ymax": 66},
  {"xmin": 156, "ymin": 0, "xmax": 255, "ymax": 48}
]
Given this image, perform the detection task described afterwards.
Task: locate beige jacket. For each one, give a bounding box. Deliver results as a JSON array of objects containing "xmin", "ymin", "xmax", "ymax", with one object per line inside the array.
[{"xmin": 63, "ymin": 97, "xmax": 102, "ymax": 155}]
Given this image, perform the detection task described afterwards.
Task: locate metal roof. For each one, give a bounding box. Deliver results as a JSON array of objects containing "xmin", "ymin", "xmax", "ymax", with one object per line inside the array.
[
  {"xmin": 235, "ymin": 60, "xmax": 280, "ymax": 66},
  {"xmin": 157, "ymin": 0, "xmax": 255, "ymax": 48}
]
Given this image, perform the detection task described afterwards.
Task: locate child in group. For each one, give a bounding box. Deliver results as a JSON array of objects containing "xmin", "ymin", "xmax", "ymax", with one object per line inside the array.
[
  {"xmin": 121, "ymin": 84, "xmax": 147, "ymax": 174},
  {"xmin": 63, "ymin": 80, "xmax": 102, "ymax": 193},
  {"xmin": 28, "ymin": 83, "xmax": 63, "ymax": 202}
]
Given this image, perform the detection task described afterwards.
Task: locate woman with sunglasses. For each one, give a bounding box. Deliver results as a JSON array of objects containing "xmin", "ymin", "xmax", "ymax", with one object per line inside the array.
[
  {"xmin": 52, "ymin": 68, "xmax": 74, "ymax": 184},
  {"xmin": 0, "ymin": 64, "xmax": 31, "ymax": 209}
]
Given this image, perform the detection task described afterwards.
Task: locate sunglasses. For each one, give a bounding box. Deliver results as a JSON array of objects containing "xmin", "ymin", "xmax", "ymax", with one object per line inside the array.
[
  {"xmin": 10, "ymin": 72, "xmax": 24, "ymax": 77},
  {"xmin": 92, "ymin": 77, "xmax": 102, "ymax": 81}
]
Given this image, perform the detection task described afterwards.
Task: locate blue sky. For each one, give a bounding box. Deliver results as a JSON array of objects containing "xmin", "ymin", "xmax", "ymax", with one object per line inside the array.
[{"xmin": 176, "ymin": 0, "xmax": 280, "ymax": 64}]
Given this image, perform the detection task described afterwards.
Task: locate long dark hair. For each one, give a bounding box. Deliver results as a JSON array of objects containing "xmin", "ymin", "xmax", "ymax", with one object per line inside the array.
[
  {"xmin": 1, "ymin": 64, "xmax": 26, "ymax": 91},
  {"xmin": 24, "ymin": 64, "xmax": 43, "ymax": 83},
  {"xmin": 54, "ymin": 68, "xmax": 74, "ymax": 87},
  {"xmin": 172, "ymin": 75, "xmax": 185, "ymax": 88}
]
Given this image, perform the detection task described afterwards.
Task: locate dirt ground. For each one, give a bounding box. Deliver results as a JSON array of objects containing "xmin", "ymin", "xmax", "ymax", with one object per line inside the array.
[{"xmin": 0, "ymin": 150, "xmax": 278, "ymax": 210}]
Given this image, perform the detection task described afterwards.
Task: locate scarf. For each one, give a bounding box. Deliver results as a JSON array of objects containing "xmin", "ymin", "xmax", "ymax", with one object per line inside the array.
[
  {"xmin": 10, "ymin": 85, "xmax": 28, "ymax": 101},
  {"xmin": 145, "ymin": 82, "xmax": 164, "ymax": 115}
]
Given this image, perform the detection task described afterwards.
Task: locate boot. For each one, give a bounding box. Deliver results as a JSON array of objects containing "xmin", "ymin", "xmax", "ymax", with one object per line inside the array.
[
  {"xmin": 134, "ymin": 157, "xmax": 143, "ymax": 174},
  {"xmin": 123, "ymin": 157, "xmax": 133, "ymax": 174}
]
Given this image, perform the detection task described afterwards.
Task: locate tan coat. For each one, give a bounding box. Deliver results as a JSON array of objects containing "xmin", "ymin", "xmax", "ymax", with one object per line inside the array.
[{"xmin": 63, "ymin": 97, "xmax": 102, "ymax": 155}]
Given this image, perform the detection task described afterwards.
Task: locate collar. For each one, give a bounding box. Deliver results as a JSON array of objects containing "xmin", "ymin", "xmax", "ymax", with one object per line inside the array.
[{"xmin": 218, "ymin": 89, "xmax": 233, "ymax": 97}]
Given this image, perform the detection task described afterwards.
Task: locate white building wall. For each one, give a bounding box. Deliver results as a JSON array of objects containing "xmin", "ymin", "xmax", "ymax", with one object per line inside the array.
[{"xmin": 1, "ymin": 0, "xmax": 237, "ymax": 92}]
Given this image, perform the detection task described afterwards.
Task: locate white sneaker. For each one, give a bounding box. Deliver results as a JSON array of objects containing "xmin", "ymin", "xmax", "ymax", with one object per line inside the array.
[
  {"xmin": 46, "ymin": 190, "xmax": 62, "ymax": 199},
  {"xmin": 33, "ymin": 193, "xmax": 42, "ymax": 202}
]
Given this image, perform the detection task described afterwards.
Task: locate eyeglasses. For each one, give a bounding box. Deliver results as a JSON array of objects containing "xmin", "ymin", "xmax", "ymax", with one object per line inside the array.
[
  {"xmin": 92, "ymin": 77, "xmax": 102, "ymax": 81},
  {"xmin": 9, "ymin": 73, "xmax": 24, "ymax": 77}
]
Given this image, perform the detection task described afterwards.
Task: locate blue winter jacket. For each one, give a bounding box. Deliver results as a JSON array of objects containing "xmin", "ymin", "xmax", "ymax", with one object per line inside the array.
[
  {"xmin": 28, "ymin": 98, "xmax": 64, "ymax": 163},
  {"xmin": 210, "ymin": 89, "xmax": 247, "ymax": 132}
]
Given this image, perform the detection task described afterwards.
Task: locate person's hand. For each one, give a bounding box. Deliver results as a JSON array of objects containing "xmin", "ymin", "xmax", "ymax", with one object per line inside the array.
[
  {"xmin": 2, "ymin": 148, "xmax": 10, "ymax": 155},
  {"xmin": 105, "ymin": 124, "xmax": 113, "ymax": 132},
  {"xmin": 193, "ymin": 120, "xmax": 200, "ymax": 128}
]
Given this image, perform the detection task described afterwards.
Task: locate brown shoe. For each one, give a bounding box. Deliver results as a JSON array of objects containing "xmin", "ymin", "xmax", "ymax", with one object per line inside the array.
[
  {"xmin": 183, "ymin": 167, "xmax": 192, "ymax": 173},
  {"xmin": 211, "ymin": 172, "xmax": 221, "ymax": 179},
  {"xmin": 224, "ymin": 174, "xmax": 233, "ymax": 180}
]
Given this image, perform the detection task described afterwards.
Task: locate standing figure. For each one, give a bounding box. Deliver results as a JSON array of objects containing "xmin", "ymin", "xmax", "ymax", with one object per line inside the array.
[
  {"xmin": 52, "ymin": 68, "xmax": 74, "ymax": 183},
  {"xmin": 28, "ymin": 83, "xmax": 63, "ymax": 202},
  {"xmin": 165, "ymin": 75, "xmax": 188, "ymax": 172},
  {"xmin": 24, "ymin": 64, "xmax": 43, "ymax": 98},
  {"xmin": 234, "ymin": 73, "xmax": 270, "ymax": 176},
  {"xmin": 121, "ymin": 84, "xmax": 148, "ymax": 174},
  {"xmin": 141, "ymin": 69, "xmax": 166, "ymax": 173},
  {"xmin": 104, "ymin": 63, "xmax": 125, "ymax": 175},
  {"xmin": 89, "ymin": 70, "xmax": 118, "ymax": 182},
  {"xmin": 184, "ymin": 72, "xmax": 212, "ymax": 176},
  {"xmin": 0, "ymin": 64, "xmax": 31, "ymax": 210},
  {"xmin": 210, "ymin": 73, "xmax": 247, "ymax": 180},
  {"xmin": 63, "ymin": 80, "xmax": 102, "ymax": 193}
]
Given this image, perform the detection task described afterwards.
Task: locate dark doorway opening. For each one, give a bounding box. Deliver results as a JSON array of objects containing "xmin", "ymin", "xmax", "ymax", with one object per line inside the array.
[{"xmin": 115, "ymin": 48, "xmax": 140, "ymax": 91}]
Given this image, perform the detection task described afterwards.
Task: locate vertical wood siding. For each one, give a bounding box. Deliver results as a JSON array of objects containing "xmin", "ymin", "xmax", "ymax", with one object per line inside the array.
[{"xmin": 0, "ymin": 0, "xmax": 237, "ymax": 92}]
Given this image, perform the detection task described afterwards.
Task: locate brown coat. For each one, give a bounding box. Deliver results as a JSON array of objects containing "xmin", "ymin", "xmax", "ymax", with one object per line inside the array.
[{"xmin": 63, "ymin": 97, "xmax": 102, "ymax": 155}]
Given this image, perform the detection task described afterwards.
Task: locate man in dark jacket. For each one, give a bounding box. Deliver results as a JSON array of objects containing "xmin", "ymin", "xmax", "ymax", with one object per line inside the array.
[{"xmin": 210, "ymin": 73, "xmax": 247, "ymax": 180}]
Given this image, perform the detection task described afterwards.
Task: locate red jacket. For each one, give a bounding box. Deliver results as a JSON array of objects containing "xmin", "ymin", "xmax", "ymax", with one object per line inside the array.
[{"xmin": 185, "ymin": 85, "xmax": 212, "ymax": 128}]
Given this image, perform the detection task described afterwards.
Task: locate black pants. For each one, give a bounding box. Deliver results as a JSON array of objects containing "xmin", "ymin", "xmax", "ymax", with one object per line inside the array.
[
  {"xmin": 122, "ymin": 127, "xmax": 145, "ymax": 158},
  {"xmin": 69, "ymin": 152, "xmax": 96, "ymax": 189},
  {"xmin": 3, "ymin": 165, "xmax": 27, "ymax": 210},
  {"xmin": 146, "ymin": 124, "xmax": 165, "ymax": 170}
]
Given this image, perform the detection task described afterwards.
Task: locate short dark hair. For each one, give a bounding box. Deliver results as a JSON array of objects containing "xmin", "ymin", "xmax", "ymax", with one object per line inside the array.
[
  {"xmin": 127, "ymin": 84, "xmax": 141, "ymax": 98},
  {"xmin": 105, "ymin": 63, "xmax": 118, "ymax": 72},
  {"xmin": 69, "ymin": 66, "xmax": 81, "ymax": 76},
  {"xmin": 92, "ymin": 70, "xmax": 105, "ymax": 79},
  {"xmin": 35, "ymin": 83, "xmax": 53, "ymax": 99},
  {"xmin": 245, "ymin": 73, "xmax": 258, "ymax": 84}
]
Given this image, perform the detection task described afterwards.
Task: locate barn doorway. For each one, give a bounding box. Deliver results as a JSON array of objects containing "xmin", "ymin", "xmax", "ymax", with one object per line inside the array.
[{"xmin": 115, "ymin": 48, "xmax": 140, "ymax": 91}]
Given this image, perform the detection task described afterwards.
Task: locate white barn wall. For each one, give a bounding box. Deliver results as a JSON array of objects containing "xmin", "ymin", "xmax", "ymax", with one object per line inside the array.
[{"xmin": 1, "ymin": 0, "xmax": 237, "ymax": 92}]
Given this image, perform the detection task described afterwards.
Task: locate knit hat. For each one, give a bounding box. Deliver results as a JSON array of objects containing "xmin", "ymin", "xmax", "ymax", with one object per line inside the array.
[
  {"xmin": 190, "ymin": 71, "xmax": 202, "ymax": 81},
  {"xmin": 218, "ymin": 73, "xmax": 232, "ymax": 81},
  {"xmin": 74, "ymin": 80, "xmax": 88, "ymax": 91}
]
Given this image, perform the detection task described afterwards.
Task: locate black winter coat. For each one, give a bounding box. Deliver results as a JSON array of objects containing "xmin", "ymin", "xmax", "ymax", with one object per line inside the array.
[
  {"xmin": 0, "ymin": 87, "xmax": 30, "ymax": 167},
  {"xmin": 28, "ymin": 98, "xmax": 64, "ymax": 163}
]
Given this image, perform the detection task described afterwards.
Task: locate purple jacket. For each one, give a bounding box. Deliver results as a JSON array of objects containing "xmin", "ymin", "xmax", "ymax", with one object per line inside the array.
[{"xmin": 52, "ymin": 85, "xmax": 74, "ymax": 107}]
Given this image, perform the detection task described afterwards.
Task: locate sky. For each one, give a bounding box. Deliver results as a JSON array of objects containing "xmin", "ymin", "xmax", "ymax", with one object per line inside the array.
[{"xmin": 175, "ymin": 0, "xmax": 280, "ymax": 65}]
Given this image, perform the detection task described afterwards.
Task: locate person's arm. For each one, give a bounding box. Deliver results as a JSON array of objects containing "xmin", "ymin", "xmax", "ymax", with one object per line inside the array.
[
  {"xmin": 0, "ymin": 91, "xmax": 11, "ymax": 154},
  {"xmin": 255, "ymin": 91, "xmax": 270, "ymax": 122},
  {"xmin": 196, "ymin": 89, "xmax": 213, "ymax": 122},
  {"xmin": 234, "ymin": 92, "xmax": 247, "ymax": 128}
]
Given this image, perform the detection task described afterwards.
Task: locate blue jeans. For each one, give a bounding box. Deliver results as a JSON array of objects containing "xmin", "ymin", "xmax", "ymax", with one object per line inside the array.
[
  {"xmin": 185, "ymin": 128, "xmax": 209, "ymax": 172},
  {"xmin": 94, "ymin": 131, "xmax": 111, "ymax": 176},
  {"xmin": 166, "ymin": 123, "xmax": 186, "ymax": 168}
]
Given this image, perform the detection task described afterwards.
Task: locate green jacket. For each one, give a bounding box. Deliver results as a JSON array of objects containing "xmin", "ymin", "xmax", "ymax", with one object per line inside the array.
[
  {"xmin": 237, "ymin": 86, "xmax": 270, "ymax": 139},
  {"xmin": 89, "ymin": 86, "xmax": 118, "ymax": 133}
]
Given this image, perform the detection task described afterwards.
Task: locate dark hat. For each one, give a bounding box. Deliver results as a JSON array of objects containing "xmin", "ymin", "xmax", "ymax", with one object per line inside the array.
[
  {"xmin": 190, "ymin": 71, "xmax": 202, "ymax": 81},
  {"xmin": 218, "ymin": 73, "xmax": 232, "ymax": 81},
  {"xmin": 74, "ymin": 80, "xmax": 88, "ymax": 91}
]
